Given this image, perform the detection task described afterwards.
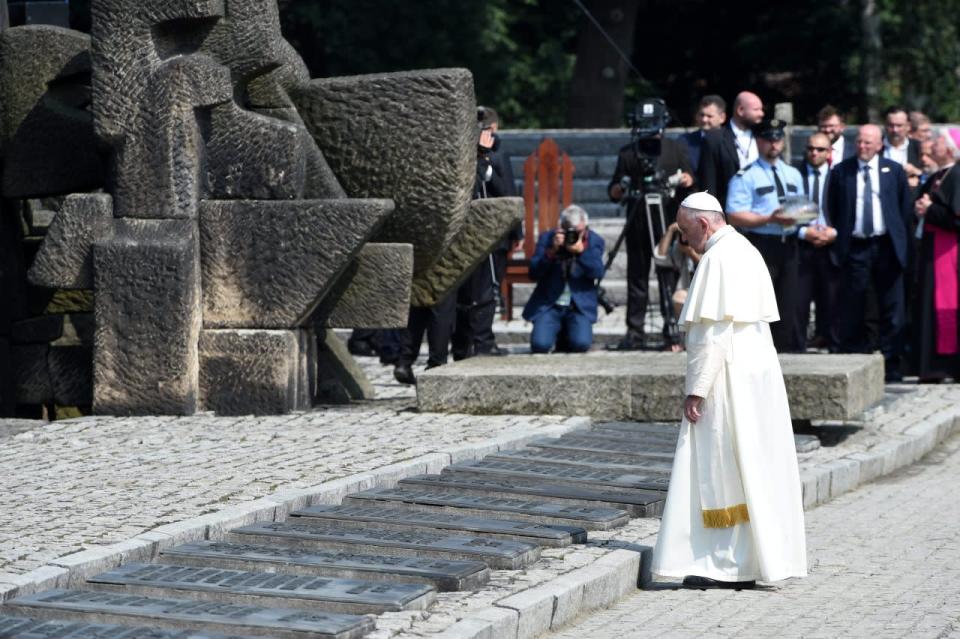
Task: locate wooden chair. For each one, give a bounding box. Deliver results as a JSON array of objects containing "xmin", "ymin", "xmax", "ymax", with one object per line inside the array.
[{"xmin": 500, "ymin": 137, "xmax": 575, "ymax": 320}]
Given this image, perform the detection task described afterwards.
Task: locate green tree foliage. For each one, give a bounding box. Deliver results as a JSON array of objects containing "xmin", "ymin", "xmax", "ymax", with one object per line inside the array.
[{"xmin": 278, "ymin": 0, "xmax": 580, "ymax": 128}]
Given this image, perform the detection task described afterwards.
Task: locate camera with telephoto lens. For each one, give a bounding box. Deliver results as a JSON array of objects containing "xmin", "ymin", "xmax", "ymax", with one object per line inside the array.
[{"xmin": 562, "ymin": 222, "xmax": 580, "ymax": 248}]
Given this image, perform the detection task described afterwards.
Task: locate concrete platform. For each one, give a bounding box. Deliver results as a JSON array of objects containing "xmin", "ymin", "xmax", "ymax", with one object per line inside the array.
[{"xmin": 417, "ymin": 351, "xmax": 885, "ymax": 421}]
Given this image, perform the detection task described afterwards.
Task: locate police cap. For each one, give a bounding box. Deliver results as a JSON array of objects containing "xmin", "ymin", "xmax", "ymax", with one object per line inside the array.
[{"xmin": 753, "ymin": 117, "xmax": 786, "ymax": 141}]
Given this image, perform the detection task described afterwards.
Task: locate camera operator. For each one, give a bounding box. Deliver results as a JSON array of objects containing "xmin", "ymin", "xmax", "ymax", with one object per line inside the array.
[
  {"xmin": 652, "ymin": 221, "xmax": 701, "ymax": 351},
  {"xmin": 451, "ymin": 106, "xmax": 520, "ymax": 360},
  {"xmin": 607, "ymin": 99, "xmax": 694, "ymax": 350},
  {"xmin": 522, "ymin": 205, "xmax": 605, "ymax": 353}
]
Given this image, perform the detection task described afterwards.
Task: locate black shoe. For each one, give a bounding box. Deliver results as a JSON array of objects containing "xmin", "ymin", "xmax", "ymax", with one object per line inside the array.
[
  {"xmin": 348, "ymin": 340, "xmax": 376, "ymax": 357},
  {"xmin": 682, "ymin": 576, "xmax": 756, "ymax": 590},
  {"xmin": 476, "ymin": 344, "xmax": 508, "ymax": 357},
  {"xmin": 393, "ymin": 363, "xmax": 416, "ymax": 385},
  {"xmin": 884, "ymin": 371, "xmax": 904, "ymax": 383},
  {"xmin": 608, "ymin": 336, "xmax": 645, "ymax": 351}
]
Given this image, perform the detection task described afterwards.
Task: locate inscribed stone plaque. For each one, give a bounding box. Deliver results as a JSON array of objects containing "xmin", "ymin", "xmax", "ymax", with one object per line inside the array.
[
  {"xmin": 594, "ymin": 421, "xmax": 682, "ymax": 435},
  {"xmin": 588, "ymin": 427, "xmax": 681, "ymax": 444},
  {"xmin": 292, "ymin": 503, "xmax": 586, "ymax": 546},
  {"xmin": 4, "ymin": 589, "xmax": 373, "ymax": 639},
  {"xmin": 343, "ymin": 488, "xmax": 629, "ymax": 531},
  {"xmin": 399, "ymin": 474, "xmax": 666, "ymax": 517},
  {"xmin": 88, "ymin": 563, "xmax": 434, "ymax": 614},
  {"xmin": 228, "ymin": 521, "xmax": 539, "ymax": 570},
  {"xmin": 0, "ymin": 615, "xmax": 252, "ymax": 639},
  {"xmin": 534, "ymin": 435, "xmax": 677, "ymax": 458},
  {"xmin": 444, "ymin": 459, "xmax": 672, "ymax": 492},
  {"xmin": 160, "ymin": 541, "xmax": 489, "ymax": 592},
  {"xmin": 488, "ymin": 448, "xmax": 674, "ymax": 474}
]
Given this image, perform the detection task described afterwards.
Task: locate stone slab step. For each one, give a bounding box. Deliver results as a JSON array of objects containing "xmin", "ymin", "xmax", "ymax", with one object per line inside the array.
[
  {"xmin": 86, "ymin": 563, "xmax": 434, "ymax": 615},
  {"xmin": 540, "ymin": 433, "xmax": 677, "ymax": 453},
  {"xmin": 159, "ymin": 541, "xmax": 489, "ymax": 592},
  {"xmin": 227, "ymin": 521, "xmax": 539, "ymax": 570},
  {"xmin": 486, "ymin": 448, "xmax": 674, "ymax": 474},
  {"xmin": 593, "ymin": 421, "xmax": 681, "ymax": 435},
  {"xmin": 527, "ymin": 436, "xmax": 676, "ymax": 461},
  {"xmin": 397, "ymin": 474, "xmax": 665, "ymax": 518},
  {"xmin": 343, "ymin": 487, "xmax": 629, "ymax": 531},
  {"xmin": 291, "ymin": 504, "xmax": 585, "ymax": 547},
  {"xmin": 442, "ymin": 459, "xmax": 671, "ymax": 493},
  {"xmin": 579, "ymin": 428, "xmax": 681, "ymax": 446},
  {"xmin": 3, "ymin": 590, "xmax": 373, "ymax": 639},
  {"xmin": 0, "ymin": 615, "xmax": 251, "ymax": 639},
  {"xmin": 417, "ymin": 352, "xmax": 885, "ymax": 421}
]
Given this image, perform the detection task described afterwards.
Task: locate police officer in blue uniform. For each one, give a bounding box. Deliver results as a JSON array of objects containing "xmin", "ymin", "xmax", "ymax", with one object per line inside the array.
[{"xmin": 725, "ymin": 117, "xmax": 806, "ymax": 352}]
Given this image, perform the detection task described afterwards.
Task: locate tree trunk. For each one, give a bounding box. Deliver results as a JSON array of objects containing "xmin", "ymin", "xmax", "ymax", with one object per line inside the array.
[
  {"xmin": 566, "ymin": 0, "xmax": 640, "ymax": 128},
  {"xmin": 860, "ymin": 0, "xmax": 882, "ymax": 122}
]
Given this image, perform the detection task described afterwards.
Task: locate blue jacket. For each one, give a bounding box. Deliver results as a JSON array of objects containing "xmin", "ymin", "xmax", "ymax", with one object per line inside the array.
[{"xmin": 522, "ymin": 228, "xmax": 606, "ymax": 322}]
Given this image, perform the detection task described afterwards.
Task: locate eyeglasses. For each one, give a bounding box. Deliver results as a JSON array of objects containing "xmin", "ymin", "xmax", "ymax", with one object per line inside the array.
[{"xmin": 806, "ymin": 146, "xmax": 829, "ymax": 152}]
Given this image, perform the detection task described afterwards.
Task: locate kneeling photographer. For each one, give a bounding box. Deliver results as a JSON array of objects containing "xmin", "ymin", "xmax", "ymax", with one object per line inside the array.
[
  {"xmin": 522, "ymin": 205, "xmax": 605, "ymax": 353},
  {"xmin": 607, "ymin": 99, "xmax": 694, "ymax": 350}
]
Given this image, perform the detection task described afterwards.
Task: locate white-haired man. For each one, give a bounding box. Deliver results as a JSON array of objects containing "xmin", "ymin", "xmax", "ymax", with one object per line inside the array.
[
  {"xmin": 652, "ymin": 191, "xmax": 807, "ymax": 589},
  {"xmin": 522, "ymin": 205, "xmax": 605, "ymax": 353}
]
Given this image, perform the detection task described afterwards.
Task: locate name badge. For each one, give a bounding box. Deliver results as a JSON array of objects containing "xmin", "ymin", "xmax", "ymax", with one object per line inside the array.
[
  {"xmin": 755, "ymin": 185, "xmax": 774, "ymax": 195},
  {"xmin": 786, "ymin": 184, "xmax": 798, "ymax": 193}
]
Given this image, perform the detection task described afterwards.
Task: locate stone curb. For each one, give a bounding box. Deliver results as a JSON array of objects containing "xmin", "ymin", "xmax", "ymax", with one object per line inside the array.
[
  {"xmin": 0, "ymin": 415, "xmax": 591, "ymax": 602},
  {"xmin": 433, "ymin": 403, "xmax": 960, "ymax": 639}
]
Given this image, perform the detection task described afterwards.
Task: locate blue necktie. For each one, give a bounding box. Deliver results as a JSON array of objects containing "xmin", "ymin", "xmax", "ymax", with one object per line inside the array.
[{"xmin": 861, "ymin": 165, "xmax": 874, "ymax": 237}]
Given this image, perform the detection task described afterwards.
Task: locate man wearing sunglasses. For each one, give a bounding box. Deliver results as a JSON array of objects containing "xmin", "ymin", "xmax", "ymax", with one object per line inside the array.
[{"xmin": 794, "ymin": 132, "xmax": 839, "ymax": 351}]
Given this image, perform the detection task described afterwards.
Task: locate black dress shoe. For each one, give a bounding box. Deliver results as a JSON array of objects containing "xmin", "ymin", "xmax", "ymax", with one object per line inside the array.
[
  {"xmin": 477, "ymin": 344, "xmax": 508, "ymax": 357},
  {"xmin": 682, "ymin": 575, "xmax": 756, "ymax": 590},
  {"xmin": 393, "ymin": 363, "xmax": 416, "ymax": 385},
  {"xmin": 348, "ymin": 340, "xmax": 377, "ymax": 357},
  {"xmin": 607, "ymin": 336, "xmax": 645, "ymax": 351},
  {"xmin": 884, "ymin": 370, "xmax": 904, "ymax": 383}
]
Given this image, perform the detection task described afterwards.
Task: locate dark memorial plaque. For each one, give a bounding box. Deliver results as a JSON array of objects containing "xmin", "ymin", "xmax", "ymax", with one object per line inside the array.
[
  {"xmin": 531, "ymin": 435, "xmax": 676, "ymax": 458},
  {"xmin": 4, "ymin": 590, "xmax": 374, "ymax": 639},
  {"xmin": 594, "ymin": 421, "xmax": 681, "ymax": 435},
  {"xmin": 488, "ymin": 448, "xmax": 674, "ymax": 474},
  {"xmin": 291, "ymin": 504, "xmax": 587, "ymax": 546},
  {"xmin": 160, "ymin": 541, "xmax": 489, "ymax": 591},
  {"xmin": 579, "ymin": 428, "xmax": 680, "ymax": 445},
  {"xmin": 343, "ymin": 488, "xmax": 629, "ymax": 531},
  {"xmin": 87, "ymin": 563, "xmax": 434, "ymax": 615},
  {"xmin": 399, "ymin": 474, "xmax": 666, "ymax": 517},
  {"xmin": 227, "ymin": 522, "xmax": 540, "ymax": 570},
  {"xmin": 443, "ymin": 459, "xmax": 672, "ymax": 492},
  {"xmin": 0, "ymin": 615, "xmax": 253, "ymax": 639}
]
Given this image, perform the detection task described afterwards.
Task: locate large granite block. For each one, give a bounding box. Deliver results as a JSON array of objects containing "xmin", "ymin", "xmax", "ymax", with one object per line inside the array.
[
  {"xmin": 92, "ymin": 220, "xmax": 200, "ymax": 415},
  {"xmin": 28, "ymin": 194, "xmax": 114, "ymax": 289},
  {"xmin": 410, "ymin": 196, "xmax": 524, "ymax": 307},
  {"xmin": 199, "ymin": 199, "xmax": 393, "ymax": 328},
  {"xmin": 199, "ymin": 329, "xmax": 309, "ymax": 415},
  {"xmin": 0, "ymin": 25, "xmax": 102, "ymax": 198},
  {"xmin": 292, "ymin": 69, "xmax": 476, "ymax": 276},
  {"xmin": 417, "ymin": 353, "xmax": 885, "ymax": 421},
  {"xmin": 315, "ymin": 329, "xmax": 374, "ymax": 403},
  {"xmin": 314, "ymin": 243, "xmax": 413, "ymax": 329}
]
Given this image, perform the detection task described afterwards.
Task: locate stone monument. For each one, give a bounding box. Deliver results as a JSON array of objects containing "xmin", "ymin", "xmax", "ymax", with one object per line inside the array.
[{"xmin": 0, "ymin": 1, "xmax": 522, "ymax": 417}]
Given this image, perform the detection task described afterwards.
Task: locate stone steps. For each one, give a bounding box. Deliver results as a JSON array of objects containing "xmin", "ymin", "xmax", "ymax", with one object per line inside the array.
[{"xmin": 0, "ymin": 418, "xmax": 840, "ymax": 638}]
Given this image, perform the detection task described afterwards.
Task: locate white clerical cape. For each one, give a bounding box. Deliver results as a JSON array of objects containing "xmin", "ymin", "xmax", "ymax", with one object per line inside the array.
[{"xmin": 652, "ymin": 225, "xmax": 807, "ymax": 582}]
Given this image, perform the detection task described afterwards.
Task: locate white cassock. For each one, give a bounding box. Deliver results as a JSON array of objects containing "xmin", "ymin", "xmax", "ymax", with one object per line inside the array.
[{"xmin": 652, "ymin": 225, "xmax": 807, "ymax": 582}]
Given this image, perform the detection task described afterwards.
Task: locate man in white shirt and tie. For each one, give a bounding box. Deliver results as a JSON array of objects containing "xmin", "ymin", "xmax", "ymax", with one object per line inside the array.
[
  {"xmin": 883, "ymin": 106, "xmax": 923, "ymax": 188},
  {"xmin": 817, "ymin": 105, "xmax": 853, "ymax": 167},
  {"xmin": 794, "ymin": 132, "xmax": 839, "ymax": 350},
  {"xmin": 827, "ymin": 125, "xmax": 914, "ymax": 382}
]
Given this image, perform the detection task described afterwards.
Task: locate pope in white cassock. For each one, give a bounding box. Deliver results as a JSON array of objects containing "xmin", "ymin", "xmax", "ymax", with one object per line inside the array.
[{"xmin": 652, "ymin": 191, "xmax": 807, "ymax": 589}]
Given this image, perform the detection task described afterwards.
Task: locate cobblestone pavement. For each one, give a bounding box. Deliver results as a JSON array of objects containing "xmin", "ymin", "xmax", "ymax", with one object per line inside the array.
[
  {"xmin": 547, "ymin": 432, "xmax": 960, "ymax": 639},
  {"xmin": 0, "ymin": 408, "xmax": 571, "ymax": 579}
]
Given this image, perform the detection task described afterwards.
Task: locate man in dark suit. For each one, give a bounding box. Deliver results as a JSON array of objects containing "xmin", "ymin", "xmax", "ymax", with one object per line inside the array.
[
  {"xmin": 827, "ymin": 125, "xmax": 915, "ymax": 381},
  {"xmin": 522, "ymin": 205, "xmax": 605, "ymax": 353},
  {"xmin": 793, "ymin": 132, "xmax": 839, "ymax": 350},
  {"xmin": 697, "ymin": 91, "xmax": 765, "ymax": 207},
  {"xmin": 681, "ymin": 94, "xmax": 726, "ymax": 174},
  {"xmin": 817, "ymin": 105, "xmax": 856, "ymax": 167},
  {"xmin": 883, "ymin": 106, "xmax": 923, "ymax": 188}
]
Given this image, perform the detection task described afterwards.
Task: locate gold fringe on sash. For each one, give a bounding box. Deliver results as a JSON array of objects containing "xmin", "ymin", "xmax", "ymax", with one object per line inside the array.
[{"xmin": 701, "ymin": 503, "xmax": 750, "ymax": 528}]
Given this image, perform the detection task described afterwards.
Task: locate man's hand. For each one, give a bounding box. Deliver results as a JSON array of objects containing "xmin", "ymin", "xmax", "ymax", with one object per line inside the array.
[
  {"xmin": 684, "ymin": 395, "xmax": 704, "ymax": 423},
  {"xmin": 769, "ymin": 208, "xmax": 796, "ymax": 226},
  {"xmin": 679, "ymin": 172, "xmax": 694, "ymax": 188},
  {"xmin": 916, "ymin": 193, "xmax": 932, "ymax": 218},
  {"xmin": 566, "ymin": 237, "xmax": 585, "ymax": 254},
  {"xmin": 553, "ymin": 231, "xmax": 565, "ymax": 250}
]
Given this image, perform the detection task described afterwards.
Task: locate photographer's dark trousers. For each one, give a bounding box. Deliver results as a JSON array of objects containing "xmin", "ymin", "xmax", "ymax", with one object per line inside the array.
[
  {"xmin": 625, "ymin": 214, "xmax": 678, "ymax": 344},
  {"xmin": 398, "ymin": 294, "xmax": 456, "ymax": 368},
  {"xmin": 530, "ymin": 304, "xmax": 592, "ymax": 353},
  {"xmin": 744, "ymin": 232, "xmax": 803, "ymax": 353},
  {"xmin": 452, "ymin": 254, "xmax": 498, "ymax": 359}
]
